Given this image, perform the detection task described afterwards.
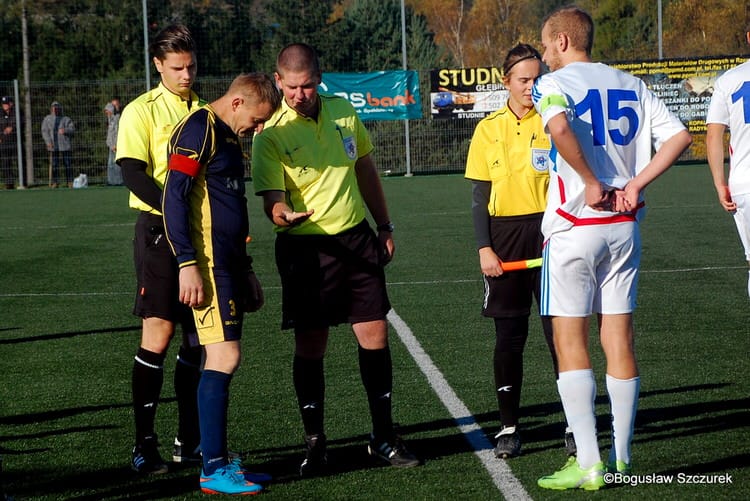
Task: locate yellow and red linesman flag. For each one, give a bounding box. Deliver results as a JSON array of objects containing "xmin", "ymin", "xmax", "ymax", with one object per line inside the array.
[{"xmin": 499, "ymin": 257, "xmax": 542, "ymax": 272}]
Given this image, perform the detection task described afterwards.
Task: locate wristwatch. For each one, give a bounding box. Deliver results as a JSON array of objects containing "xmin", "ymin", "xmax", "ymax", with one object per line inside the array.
[{"xmin": 377, "ymin": 222, "xmax": 395, "ymax": 232}]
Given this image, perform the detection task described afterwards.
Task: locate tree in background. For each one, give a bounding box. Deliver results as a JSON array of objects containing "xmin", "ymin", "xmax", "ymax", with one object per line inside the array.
[
  {"xmin": 583, "ymin": 0, "xmax": 658, "ymax": 61},
  {"xmin": 462, "ymin": 0, "xmax": 536, "ymax": 67},
  {"xmin": 0, "ymin": 0, "xmax": 747, "ymax": 83},
  {"xmin": 337, "ymin": 0, "xmax": 441, "ymax": 72},
  {"xmin": 257, "ymin": 0, "xmax": 343, "ymax": 72},
  {"xmin": 410, "ymin": 0, "xmax": 467, "ymax": 67},
  {"xmin": 0, "ymin": 1, "xmax": 22, "ymax": 81},
  {"xmin": 339, "ymin": 0, "xmax": 404, "ymax": 71},
  {"xmin": 663, "ymin": 0, "xmax": 748, "ymax": 58},
  {"xmin": 167, "ymin": 0, "xmax": 265, "ymax": 76},
  {"xmin": 17, "ymin": 0, "xmax": 143, "ymax": 81},
  {"xmin": 413, "ymin": 0, "xmax": 746, "ymax": 67}
]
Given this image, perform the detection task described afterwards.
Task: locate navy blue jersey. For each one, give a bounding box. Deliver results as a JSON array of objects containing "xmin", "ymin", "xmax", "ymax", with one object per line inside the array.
[{"xmin": 163, "ymin": 106, "xmax": 248, "ymax": 270}]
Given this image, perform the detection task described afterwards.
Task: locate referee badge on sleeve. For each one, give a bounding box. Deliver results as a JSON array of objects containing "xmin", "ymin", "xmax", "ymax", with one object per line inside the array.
[{"xmin": 531, "ymin": 148, "xmax": 550, "ymax": 172}]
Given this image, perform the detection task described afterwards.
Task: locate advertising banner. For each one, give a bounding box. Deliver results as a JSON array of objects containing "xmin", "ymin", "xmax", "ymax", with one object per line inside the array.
[
  {"xmin": 611, "ymin": 56, "xmax": 746, "ymax": 134},
  {"xmin": 428, "ymin": 67, "xmax": 507, "ymax": 119},
  {"xmin": 320, "ymin": 70, "xmax": 422, "ymax": 121},
  {"xmin": 429, "ymin": 56, "xmax": 747, "ymax": 161},
  {"xmin": 611, "ymin": 55, "xmax": 746, "ymax": 161}
]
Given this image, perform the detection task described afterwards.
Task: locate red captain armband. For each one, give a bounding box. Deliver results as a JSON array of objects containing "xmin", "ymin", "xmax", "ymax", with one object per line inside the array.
[{"xmin": 168, "ymin": 153, "xmax": 201, "ymax": 177}]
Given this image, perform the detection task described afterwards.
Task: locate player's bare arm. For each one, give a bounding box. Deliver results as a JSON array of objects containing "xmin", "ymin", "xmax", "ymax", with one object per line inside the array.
[
  {"xmin": 261, "ymin": 189, "xmax": 314, "ymax": 226},
  {"xmin": 706, "ymin": 123, "xmax": 736, "ymax": 211},
  {"xmin": 354, "ymin": 153, "xmax": 395, "ymax": 262},
  {"xmin": 546, "ymin": 113, "xmax": 610, "ymax": 210}
]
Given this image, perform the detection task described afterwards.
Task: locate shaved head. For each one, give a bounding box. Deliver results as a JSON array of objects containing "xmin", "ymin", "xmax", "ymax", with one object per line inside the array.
[{"xmin": 276, "ymin": 43, "xmax": 321, "ymax": 77}]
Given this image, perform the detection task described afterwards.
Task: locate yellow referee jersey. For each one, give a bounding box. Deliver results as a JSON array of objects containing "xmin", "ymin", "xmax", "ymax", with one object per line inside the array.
[
  {"xmin": 465, "ymin": 105, "xmax": 550, "ymax": 216},
  {"xmin": 116, "ymin": 82, "xmax": 205, "ymax": 214},
  {"xmin": 252, "ymin": 95, "xmax": 374, "ymax": 235}
]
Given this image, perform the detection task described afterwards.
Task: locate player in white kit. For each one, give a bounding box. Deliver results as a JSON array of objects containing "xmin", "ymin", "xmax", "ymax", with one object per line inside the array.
[
  {"xmin": 531, "ymin": 5, "xmax": 692, "ymax": 490},
  {"xmin": 706, "ymin": 25, "xmax": 750, "ymax": 297}
]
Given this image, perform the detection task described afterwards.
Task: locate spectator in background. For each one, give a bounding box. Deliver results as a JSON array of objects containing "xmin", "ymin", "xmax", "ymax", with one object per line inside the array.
[
  {"xmin": 0, "ymin": 96, "xmax": 18, "ymax": 190},
  {"xmin": 105, "ymin": 101, "xmax": 122, "ymax": 185},
  {"xmin": 706, "ymin": 24, "xmax": 750, "ymax": 297},
  {"xmin": 41, "ymin": 101, "xmax": 75, "ymax": 188}
]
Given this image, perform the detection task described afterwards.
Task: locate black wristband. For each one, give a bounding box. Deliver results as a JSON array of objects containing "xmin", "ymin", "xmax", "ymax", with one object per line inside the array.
[{"xmin": 377, "ymin": 222, "xmax": 394, "ymax": 232}]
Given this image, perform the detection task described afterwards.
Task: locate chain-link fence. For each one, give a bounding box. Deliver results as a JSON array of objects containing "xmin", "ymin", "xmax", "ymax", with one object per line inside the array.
[
  {"xmin": 0, "ymin": 72, "xmax": 481, "ymax": 188},
  {"xmin": 4, "ymin": 59, "xmax": 714, "ymax": 189}
]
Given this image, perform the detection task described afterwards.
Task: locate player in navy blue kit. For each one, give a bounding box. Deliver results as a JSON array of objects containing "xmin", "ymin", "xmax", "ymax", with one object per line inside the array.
[{"xmin": 162, "ymin": 73, "xmax": 280, "ymax": 496}]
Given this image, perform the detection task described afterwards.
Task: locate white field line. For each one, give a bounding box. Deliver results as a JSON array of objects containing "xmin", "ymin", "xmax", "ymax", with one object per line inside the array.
[
  {"xmin": 387, "ymin": 204, "xmax": 716, "ymax": 219},
  {"xmin": 0, "ymin": 262, "xmax": 741, "ymax": 496},
  {"xmin": 0, "ymin": 291, "xmax": 130, "ymax": 297},
  {"xmin": 387, "ymin": 308, "xmax": 532, "ymax": 501},
  {"xmin": 0, "ymin": 222, "xmax": 132, "ymax": 231},
  {"xmin": 0, "ymin": 265, "xmax": 744, "ymax": 298},
  {"xmin": 385, "ymin": 264, "xmax": 747, "ymax": 287}
]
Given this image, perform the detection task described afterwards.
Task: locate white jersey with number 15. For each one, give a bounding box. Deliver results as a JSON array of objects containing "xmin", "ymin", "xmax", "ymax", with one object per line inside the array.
[{"xmin": 532, "ymin": 61, "xmax": 686, "ymax": 237}]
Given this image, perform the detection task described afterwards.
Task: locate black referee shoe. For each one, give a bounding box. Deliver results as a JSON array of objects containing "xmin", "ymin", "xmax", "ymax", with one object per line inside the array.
[
  {"xmin": 300, "ymin": 433, "xmax": 328, "ymax": 477},
  {"xmin": 368, "ymin": 434, "xmax": 420, "ymax": 467},
  {"xmin": 132, "ymin": 437, "xmax": 168, "ymax": 475},
  {"xmin": 494, "ymin": 426, "xmax": 521, "ymax": 459}
]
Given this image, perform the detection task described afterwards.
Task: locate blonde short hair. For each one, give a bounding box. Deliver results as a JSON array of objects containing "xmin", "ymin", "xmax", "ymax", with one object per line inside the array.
[{"xmin": 542, "ymin": 5, "xmax": 594, "ymax": 55}]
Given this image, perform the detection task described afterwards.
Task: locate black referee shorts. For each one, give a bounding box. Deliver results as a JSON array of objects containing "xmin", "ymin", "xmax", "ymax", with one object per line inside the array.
[
  {"xmin": 132, "ymin": 211, "xmax": 196, "ymax": 339},
  {"xmin": 482, "ymin": 213, "xmax": 544, "ymax": 318},
  {"xmin": 275, "ymin": 220, "xmax": 391, "ymax": 331}
]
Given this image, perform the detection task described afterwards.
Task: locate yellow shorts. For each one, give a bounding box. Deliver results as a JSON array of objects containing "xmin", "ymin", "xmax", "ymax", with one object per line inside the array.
[{"xmin": 192, "ymin": 267, "xmax": 244, "ymax": 346}]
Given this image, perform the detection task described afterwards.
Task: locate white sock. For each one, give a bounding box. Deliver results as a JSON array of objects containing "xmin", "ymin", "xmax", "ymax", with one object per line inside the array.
[
  {"xmin": 557, "ymin": 369, "xmax": 600, "ymax": 469},
  {"xmin": 606, "ymin": 374, "xmax": 640, "ymax": 466}
]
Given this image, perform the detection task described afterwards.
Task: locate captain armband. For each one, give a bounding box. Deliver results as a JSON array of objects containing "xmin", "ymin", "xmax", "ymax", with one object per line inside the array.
[{"xmin": 537, "ymin": 94, "xmax": 568, "ymax": 114}]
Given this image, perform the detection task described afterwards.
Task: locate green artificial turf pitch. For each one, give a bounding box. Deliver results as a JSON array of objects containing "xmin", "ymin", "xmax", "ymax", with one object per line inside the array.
[{"xmin": 0, "ymin": 165, "xmax": 748, "ymax": 500}]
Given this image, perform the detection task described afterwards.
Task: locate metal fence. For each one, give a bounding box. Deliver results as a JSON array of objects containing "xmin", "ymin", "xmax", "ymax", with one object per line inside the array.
[
  {"xmin": 3, "ymin": 63, "xmax": 710, "ymax": 189},
  {"xmin": 0, "ymin": 71, "xmax": 481, "ymax": 188}
]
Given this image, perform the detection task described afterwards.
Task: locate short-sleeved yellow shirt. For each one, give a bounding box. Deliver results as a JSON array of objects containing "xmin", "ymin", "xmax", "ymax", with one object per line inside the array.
[
  {"xmin": 465, "ymin": 105, "xmax": 551, "ymax": 216},
  {"xmin": 116, "ymin": 82, "xmax": 205, "ymax": 214},
  {"xmin": 252, "ymin": 95, "xmax": 374, "ymax": 235}
]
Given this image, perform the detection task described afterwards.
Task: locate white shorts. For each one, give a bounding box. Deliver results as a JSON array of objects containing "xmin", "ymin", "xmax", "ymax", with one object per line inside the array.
[
  {"xmin": 731, "ymin": 193, "xmax": 750, "ymax": 261},
  {"xmin": 540, "ymin": 221, "xmax": 641, "ymax": 316}
]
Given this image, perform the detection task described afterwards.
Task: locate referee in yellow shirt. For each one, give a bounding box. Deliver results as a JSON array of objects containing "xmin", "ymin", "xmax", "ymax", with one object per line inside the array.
[
  {"xmin": 116, "ymin": 24, "xmax": 206, "ymax": 474},
  {"xmin": 252, "ymin": 43, "xmax": 419, "ymax": 476},
  {"xmin": 465, "ymin": 43, "xmax": 572, "ymax": 459}
]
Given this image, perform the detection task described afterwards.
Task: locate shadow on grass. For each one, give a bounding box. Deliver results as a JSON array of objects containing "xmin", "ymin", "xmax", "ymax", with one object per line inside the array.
[
  {"xmin": 659, "ymin": 452, "xmax": 750, "ymax": 475},
  {"xmin": 5, "ymin": 383, "xmax": 747, "ymax": 498},
  {"xmin": 0, "ymin": 399, "xmax": 174, "ymax": 426},
  {"xmin": 239, "ymin": 382, "xmax": 750, "ymax": 482},
  {"xmin": 7, "ymin": 465, "xmax": 197, "ymax": 500},
  {"xmin": 0, "ymin": 325, "xmax": 141, "ymax": 345},
  {"xmin": 0, "ymin": 424, "xmax": 117, "ymax": 443},
  {"xmin": 245, "ymin": 435, "xmax": 399, "ymax": 486}
]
